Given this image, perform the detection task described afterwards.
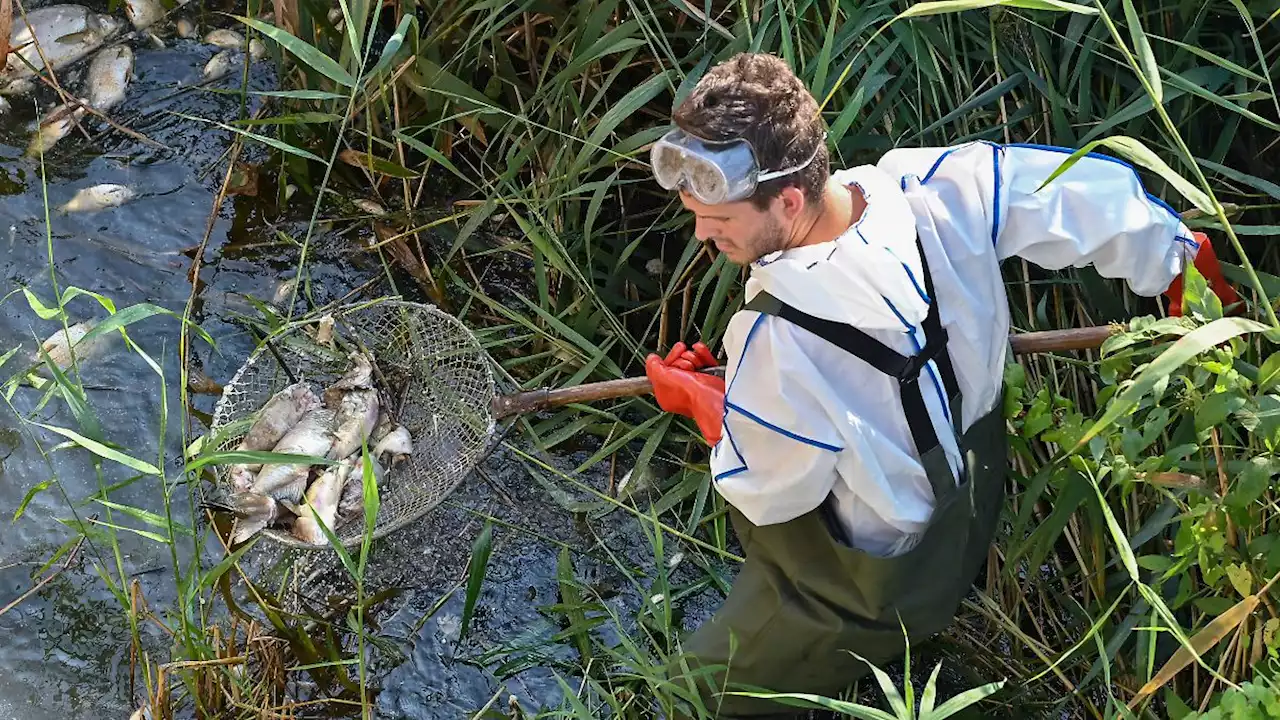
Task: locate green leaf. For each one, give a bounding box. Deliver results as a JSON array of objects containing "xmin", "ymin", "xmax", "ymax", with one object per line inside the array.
[
  {"xmin": 13, "ymin": 479, "xmax": 53, "ymax": 522},
  {"xmin": 924, "ymin": 679, "xmax": 1007, "ymax": 719},
  {"xmin": 1150, "ymin": 34, "xmax": 1265, "ymax": 82},
  {"xmin": 1137, "ymin": 555, "xmax": 1173, "ymax": 573},
  {"xmin": 459, "ymin": 519, "xmax": 493, "ymax": 644},
  {"xmin": 721, "ymin": 692, "xmax": 897, "ymax": 720},
  {"xmin": 32, "ymin": 421, "xmax": 161, "ymax": 475},
  {"xmin": 894, "ymin": 0, "xmax": 1098, "ymax": 19},
  {"xmin": 1077, "ymin": 317, "xmax": 1269, "ymax": 448},
  {"xmin": 1195, "ymin": 392, "xmax": 1246, "ymax": 432},
  {"xmin": 340, "ymin": 149, "xmax": 419, "ymax": 178},
  {"xmin": 170, "ymin": 112, "xmax": 325, "ymax": 163},
  {"xmin": 1225, "ymin": 563, "xmax": 1253, "ymax": 597},
  {"xmin": 185, "ymin": 450, "xmax": 335, "ymax": 474},
  {"xmin": 232, "ymin": 113, "xmax": 344, "ymax": 126},
  {"xmin": 1035, "ymin": 135, "xmax": 1213, "ymax": 215},
  {"xmin": 1120, "ymin": 0, "xmax": 1161, "ymax": 103},
  {"xmin": 198, "ymin": 540, "xmax": 256, "ymax": 591},
  {"xmin": 364, "ymin": 13, "xmax": 416, "ymax": 82},
  {"xmin": 79, "ymin": 302, "xmax": 214, "ymax": 350},
  {"xmin": 1227, "ymin": 457, "xmax": 1272, "ymax": 508},
  {"xmin": 22, "ymin": 289, "xmax": 62, "ymax": 320},
  {"xmin": 1258, "ymin": 352, "xmax": 1280, "ymax": 392},
  {"xmin": 233, "ymin": 15, "xmax": 356, "ymax": 88},
  {"xmin": 92, "ymin": 498, "xmax": 193, "ymax": 537}
]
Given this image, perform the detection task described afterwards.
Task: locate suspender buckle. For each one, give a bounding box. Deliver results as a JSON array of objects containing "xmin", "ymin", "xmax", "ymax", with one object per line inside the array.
[{"xmin": 896, "ymin": 328, "xmax": 950, "ymax": 383}]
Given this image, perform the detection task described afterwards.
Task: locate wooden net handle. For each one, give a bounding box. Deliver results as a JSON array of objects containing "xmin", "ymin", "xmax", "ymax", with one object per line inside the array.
[{"xmin": 491, "ymin": 324, "xmax": 1118, "ymax": 419}]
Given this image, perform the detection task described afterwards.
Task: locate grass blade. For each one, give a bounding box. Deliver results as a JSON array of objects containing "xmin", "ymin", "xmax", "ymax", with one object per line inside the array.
[
  {"xmin": 32, "ymin": 421, "xmax": 161, "ymax": 475},
  {"xmin": 1120, "ymin": 0, "xmax": 1161, "ymax": 103},
  {"xmin": 233, "ymin": 14, "xmax": 356, "ymax": 87},
  {"xmin": 458, "ymin": 519, "xmax": 493, "ymax": 643}
]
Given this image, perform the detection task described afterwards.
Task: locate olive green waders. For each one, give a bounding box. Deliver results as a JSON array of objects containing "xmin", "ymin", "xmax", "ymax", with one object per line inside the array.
[{"xmin": 665, "ymin": 237, "xmax": 1008, "ymax": 719}]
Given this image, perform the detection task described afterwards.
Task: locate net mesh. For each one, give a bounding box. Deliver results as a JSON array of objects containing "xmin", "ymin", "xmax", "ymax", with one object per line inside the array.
[{"xmin": 208, "ymin": 299, "xmax": 498, "ymax": 549}]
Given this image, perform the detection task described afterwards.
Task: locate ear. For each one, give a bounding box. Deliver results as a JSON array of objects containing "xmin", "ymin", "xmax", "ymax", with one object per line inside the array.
[{"xmin": 776, "ymin": 186, "xmax": 807, "ymax": 220}]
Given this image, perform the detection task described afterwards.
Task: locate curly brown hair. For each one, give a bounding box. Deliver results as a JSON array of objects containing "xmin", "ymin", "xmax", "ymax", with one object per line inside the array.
[{"xmin": 671, "ymin": 52, "xmax": 829, "ymax": 210}]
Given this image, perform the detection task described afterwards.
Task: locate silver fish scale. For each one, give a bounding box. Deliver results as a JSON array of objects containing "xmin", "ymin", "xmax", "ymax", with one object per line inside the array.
[{"xmin": 208, "ymin": 299, "xmax": 501, "ymax": 550}]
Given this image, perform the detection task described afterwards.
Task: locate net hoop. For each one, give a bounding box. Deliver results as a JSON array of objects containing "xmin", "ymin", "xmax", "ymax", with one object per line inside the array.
[{"xmin": 208, "ymin": 297, "xmax": 498, "ymax": 550}]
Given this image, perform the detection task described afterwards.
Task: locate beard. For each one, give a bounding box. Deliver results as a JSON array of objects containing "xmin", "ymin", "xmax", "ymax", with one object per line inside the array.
[{"xmin": 738, "ymin": 212, "xmax": 788, "ymax": 264}]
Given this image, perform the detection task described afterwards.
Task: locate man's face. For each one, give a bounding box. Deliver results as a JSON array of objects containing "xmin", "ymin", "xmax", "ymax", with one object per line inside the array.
[{"xmin": 679, "ymin": 190, "xmax": 787, "ymax": 266}]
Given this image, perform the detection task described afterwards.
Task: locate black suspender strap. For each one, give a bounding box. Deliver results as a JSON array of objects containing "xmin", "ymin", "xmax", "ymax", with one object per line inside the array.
[{"xmin": 742, "ymin": 236, "xmax": 961, "ymax": 462}]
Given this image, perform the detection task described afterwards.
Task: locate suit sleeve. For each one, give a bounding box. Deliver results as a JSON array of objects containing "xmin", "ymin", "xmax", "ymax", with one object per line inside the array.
[{"xmin": 880, "ymin": 142, "xmax": 1198, "ymax": 297}]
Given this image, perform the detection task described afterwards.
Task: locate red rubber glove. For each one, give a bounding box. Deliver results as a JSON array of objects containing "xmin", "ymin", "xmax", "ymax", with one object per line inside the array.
[
  {"xmin": 645, "ymin": 342, "xmax": 725, "ymax": 446},
  {"xmin": 1164, "ymin": 232, "xmax": 1242, "ymax": 317}
]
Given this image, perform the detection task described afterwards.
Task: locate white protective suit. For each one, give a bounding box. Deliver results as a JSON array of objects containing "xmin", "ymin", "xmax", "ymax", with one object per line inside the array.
[{"xmin": 709, "ymin": 140, "xmax": 1201, "ymax": 558}]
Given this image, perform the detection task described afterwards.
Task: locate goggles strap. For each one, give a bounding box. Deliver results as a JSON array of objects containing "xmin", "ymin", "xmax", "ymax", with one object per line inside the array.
[{"xmin": 756, "ymin": 137, "xmax": 824, "ymax": 182}]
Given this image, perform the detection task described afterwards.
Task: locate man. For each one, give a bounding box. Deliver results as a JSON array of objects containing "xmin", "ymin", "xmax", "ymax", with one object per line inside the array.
[{"xmin": 642, "ymin": 53, "xmax": 1240, "ymax": 718}]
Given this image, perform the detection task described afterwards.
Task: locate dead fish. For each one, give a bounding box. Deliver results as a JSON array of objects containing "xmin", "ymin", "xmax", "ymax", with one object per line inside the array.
[
  {"xmin": 325, "ymin": 351, "xmax": 374, "ymax": 398},
  {"xmin": 26, "ymin": 105, "xmax": 85, "ymax": 156},
  {"xmin": 354, "ymin": 199, "xmax": 386, "ymax": 217},
  {"xmin": 0, "ymin": 97, "xmax": 10, "ymax": 115},
  {"xmin": 3, "ymin": 6, "xmax": 124, "ymax": 85},
  {"xmin": 291, "ymin": 458, "xmax": 354, "ymax": 544},
  {"xmin": 228, "ymin": 382, "xmax": 321, "ymax": 486},
  {"xmin": 202, "ymin": 50, "xmax": 237, "ymax": 81},
  {"xmin": 124, "ymin": 0, "xmax": 165, "ymax": 31},
  {"xmin": 249, "ymin": 38, "xmax": 266, "ymax": 60},
  {"xmin": 35, "ymin": 319, "xmax": 102, "ymax": 369},
  {"xmin": 249, "ymin": 407, "xmax": 337, "ymax": 501},
  {"xmin": 176, "ymin": 18, "xmax": 197, "ymax": 38},
  {"xmin": 329, "ymin": 7, "xmax": 345, "ymax": 33},
  {"xmin": 221, "ymin": 492, "xmax": 296, "ymax": 544},
  {"xmin": 328, "ymin": 388, "xmax": 379, "ymax": 461},
  {"xmin": 236, "ymin": 382, "xmax": 321, "ymax": 456},
  {"xmin": 372, "ymin": 424, "xmax": 412, "ymax": 462},
  {"xmin": 59, "ymin": 184, "xmax": 137, "ymax": 213},
  {"xmin": 85, "ymin": 45, "xmax": 134, "ymax": 112},
  {"xmin": 204, "ymin": 28, "xmax": 244, "ymax": 49}
]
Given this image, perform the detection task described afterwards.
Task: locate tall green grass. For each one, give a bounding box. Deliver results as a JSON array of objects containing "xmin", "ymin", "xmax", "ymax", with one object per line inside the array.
[{"xmin": 5, "ymin": 0, "xmax": 1280, "ymax": 717}]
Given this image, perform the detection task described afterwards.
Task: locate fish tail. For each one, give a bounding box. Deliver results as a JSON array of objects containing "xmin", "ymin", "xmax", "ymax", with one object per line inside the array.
[{"xmin": 215, "ymin": 491, "xmax": 282, "ymax": 544}]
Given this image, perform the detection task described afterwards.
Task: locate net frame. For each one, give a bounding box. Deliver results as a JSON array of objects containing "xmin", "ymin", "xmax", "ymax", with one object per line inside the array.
[{"xmin": 208, "ymin": 297, "xmax": 503, "ymax": 550}]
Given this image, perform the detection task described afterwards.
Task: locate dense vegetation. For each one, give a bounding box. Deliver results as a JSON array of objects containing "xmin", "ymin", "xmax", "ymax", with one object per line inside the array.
[{"xmin": 6, "ymin": 0, "xmax": 1280, "ymax": 717}]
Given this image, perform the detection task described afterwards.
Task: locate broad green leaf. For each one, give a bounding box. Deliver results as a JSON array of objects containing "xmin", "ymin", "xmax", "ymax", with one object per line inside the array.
[
  {"xmin": 89, "ymin": 518, "xmax": 171, "ymax": 544},
  {"xmin": 0, "ymin": 347, "xmax": 18, "ymax": 372},
  {"xmin": 33, "ymin": 421, "xmax": 161, "ymax": 475},
  {"xmin": 1078, "ymin": 317, "xmax": 1269, "ymax": 447},
  {"xmin": 1257, "ymin": 352, "xmax": 1280, "ymax": 392},
  {"xmin": 1120, "ymin": 0, "xmax": 1161, "ymax": 103},
  {"xmin": 233, "ymin": 15, "xmax": 356, "ymax": 87},
  {"xmin": 458, "ymin": 519, "xmax": 493, "ymax": 643},
  {"xmin": 79, "ymin": 303, "xmax": 214, "ymax": 350},
  {"xmin": 22, "ymin": 289, "xmax": 62, "ymax": 320},
  {"xmin": 1227, "ymin": 457, "xmax": 1272, "ymax": 508}
]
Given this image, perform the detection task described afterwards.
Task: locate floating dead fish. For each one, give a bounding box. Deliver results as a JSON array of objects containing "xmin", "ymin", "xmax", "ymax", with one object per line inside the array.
[
  {"xmin": 26, "ymin": 105, "xmax": 86, "ymax": 156},
  {"xmin": 315, "ymin": 314, "xmax": 336, "ymax": 346},
  {"xmin": 59, "ymin": 184, "xmax": 137, "ymax": 213},
  {"xmin": 0, "ymin": 97, "xmax": 10, "ymax": 115},
  {"xmin": 249, "ymin": 38, "xmax": 266, "ymax": 60},
  {"xmin": 85, "ymin": 44, "xmax": 133, "ymax": 112},
  {"xmin": 203, "ymin": 28, "xmax": 243, "ymax": 49},
  {"xmin": 329, "ymin": 7, "xmax": 345, "ymax": 33},
  {"xmin": 354, "ymin": 199, "xmax": 386, "ymax": 217},
  {"xmin": 35, "ymin": 319, "xmax": 106, "ymax": 369},
  {"xmin": 3, "ymin": 6, "xmax": 124, "ymax": 86},
  {"xmin": 124, "ymin": 0, "xmax": 165, "ymax": 31},
  {"xmin": 202, "ymin": 49, "xmax": 237, "ymax": 80},
  {"xmin": 175, "ymin": 18, "xmax": 197, "ymax": 38}
]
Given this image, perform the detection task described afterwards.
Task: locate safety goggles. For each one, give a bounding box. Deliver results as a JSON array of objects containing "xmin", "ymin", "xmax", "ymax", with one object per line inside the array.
[{"xmin": 650, "ymin": 128, "xmax": 822, "ymax": 205}]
